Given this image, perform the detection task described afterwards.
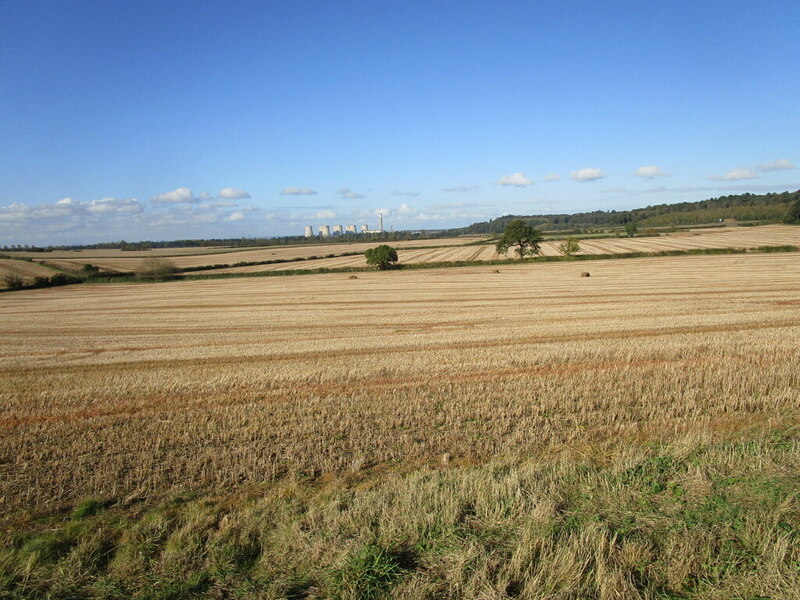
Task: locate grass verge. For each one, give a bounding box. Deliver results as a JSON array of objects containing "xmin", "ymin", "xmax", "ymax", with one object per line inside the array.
[{"xmin": 2, "ymin": 430, "xmax": 798, "ymax": 599}]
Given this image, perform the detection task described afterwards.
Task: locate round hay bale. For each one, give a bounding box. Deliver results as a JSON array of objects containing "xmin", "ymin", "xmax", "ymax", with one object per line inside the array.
[
  {"xmin": 348, "ymin": 274, "xmax": 358, "ymax": 279},
  {"xmin": 580, "ymin": 272, "xmax": 591, "ymax": 277}
]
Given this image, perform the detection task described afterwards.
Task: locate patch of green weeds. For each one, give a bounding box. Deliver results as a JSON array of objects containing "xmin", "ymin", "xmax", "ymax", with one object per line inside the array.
[
  {"xmin": 679, "ymin": 493, "xmax": 744, "ymax": 531},
  {"xmin": 622, "ymin": 455, "xmax": 677, "ymax": 494},
  {"xmin": 18, "ymin": 529, "xmax": 78, "ymax": 565},
  {"xmin": 133, "ymin": 570, "xmax": 210, "ymax": 599},
  {"xmin": 72, "ymin": 497, "xmax": 108, "ymax": 521},
  {"xmin": 327, "ymin": 544, "xmax": 413, "ymax": 600}
]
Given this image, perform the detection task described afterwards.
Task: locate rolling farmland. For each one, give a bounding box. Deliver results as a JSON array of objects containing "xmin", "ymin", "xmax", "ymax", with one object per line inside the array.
[
  {"xmin": 181, "ymin": 224, "xmax": 800, "ymax": 273},
  {"xmin": 0, "ymin": 258, "xmax": 57, "ymax": 281},
  {"xmin": 5, "ymin": 237, "xmax": 480, "ymax": 275},
  {"xmin": 3, "ymin": 251, "xmax": 799, "ymax": 508},
  {"xmin": 2, "ymin": 225, "xmax": 799, "ymax": 283},
  {"xmin": 2, "ymin": 248, "xmax": 799, "ymax": 597}
]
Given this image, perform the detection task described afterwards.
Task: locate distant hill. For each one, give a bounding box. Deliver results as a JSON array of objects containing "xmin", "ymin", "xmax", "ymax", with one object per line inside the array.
[{"xmin": 449, "ymin": 190, "xmax": 800, "ymax": 235}]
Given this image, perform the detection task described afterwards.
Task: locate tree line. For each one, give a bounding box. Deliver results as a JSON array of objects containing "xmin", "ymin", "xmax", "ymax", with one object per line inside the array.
[{"xmin": 450, "ymin": 190, "xmax": 800, "ymax": 234}]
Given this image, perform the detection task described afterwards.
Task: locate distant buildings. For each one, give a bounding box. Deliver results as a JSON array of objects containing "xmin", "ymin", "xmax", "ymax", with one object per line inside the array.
[{"xmin": 305, "ymin": 213, "xmax": 384, "ymax": 237}]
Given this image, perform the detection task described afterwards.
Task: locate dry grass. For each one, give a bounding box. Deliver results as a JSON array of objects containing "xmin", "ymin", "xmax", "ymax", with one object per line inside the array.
[{"xmin": 2, "ymin": 434, "xmax": 798, "ymax": 598}]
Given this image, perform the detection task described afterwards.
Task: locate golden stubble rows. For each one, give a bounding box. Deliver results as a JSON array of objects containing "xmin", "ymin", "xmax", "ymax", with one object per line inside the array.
[
  {"xmin": 11, "ymin": 236, "xmax": 480, "ymax": 274},
  {"xmin": 1, "ymin": 252, "xmax": 799, "ymax": 510},
  {"xmin": 182, "ymin": 224, "xmax": 800, "ymax": 273},
  {"xmin": 4, "ymin": 224, "xmax": 799, "ymax": 279}
]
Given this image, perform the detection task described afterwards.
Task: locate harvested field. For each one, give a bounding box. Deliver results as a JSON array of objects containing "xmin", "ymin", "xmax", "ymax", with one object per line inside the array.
[
  {"xmin": 182, "ymin": 224, "xmax": 800, "ymax": 274},
  {"xmin": 2, "ymin": 251, "xmax": 800, "ymax": 598},
  {"xmin": 0, "ymin": 259, "xmax": 57, "ymax": 285},
  {"xmin": 15, "ymin": 226, "xmax": 799, "ymax": 276},
  {"xmin": 18, "ymin": 237, "xmax": 481, "ymax": 273},
  {"xmin": 2, "ymin": 252, "xmax": 799, "ymax": 510}
]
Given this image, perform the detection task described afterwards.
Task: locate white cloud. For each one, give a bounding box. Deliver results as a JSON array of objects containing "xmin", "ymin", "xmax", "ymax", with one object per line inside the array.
[
  {"xmin": 397, "ymin": 203, "xmax": 417, "ymax": 215},
  {"xmin": 281, "ymin": 186, "xmax": 317, "ymax": 195},
  {"xmin": 212, "ymin": 200, "xmax": 238, "ymax": 208},
  {"xmin": 1, "ymin": 197, "xmax": 144, "ymax": 220},
  {"xmin": 442, "ymin": 185, "xmax": 481, "ymax": 193},
  {"xmin": 374, "ymin": 207, "xmax": 390, "ymax": 216},
  {"xmin": 543, "ymin": 173, "xmax": 560, "ymax": 182},
  {"xmin": 151, "ymin": 187, "xmax": 200, "ymax": 204},
  {"xmin": 315, "ymin": 209, "xmax": 337, "ymax": 219},
  {"xmin": 708, "ymin": 167, "xmax": 759, "ymax": 181},
  {"xmin": 1, "ymin": 192, "xmax": 274, "ymax": 245},
  {"xmin": 570, "ymin": 168, "xmax": 605, "ymax": 182},
  {"xmin": 495, "ymin": 172, "xmax": 533, "ymax": 187},
  {"xmin": 86, "ymin": 197, "xmax": 143, "ymax": 214},
  {"xmin": 218, "ymin": 187, "xmax": 251, "ymax": 199},
  {"xmin": 0, "ymin": 196, "xmax": 147, "ymax": 245},
  {"xmin": 758, "ymin": 158, "xmax": 794, "ymax": 172},
  {"xmin": 0, "ymin": 202, "xmax": 32, "ymax": 222},
  {"xmin": 337, "ymin": 188, "xmax": 366, "ymax": 199},
  {"xmin": 392, "ymin": 191, "xmax": 420, "ymax": 197},
  {"xmin": 634, "ymin": 165, "xmax": 670, "ymax": 179}
]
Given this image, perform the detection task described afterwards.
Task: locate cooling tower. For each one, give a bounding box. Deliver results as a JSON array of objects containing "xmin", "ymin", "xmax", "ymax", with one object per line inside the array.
[
  {"xmin": 345, "ymin": 224, "xmax": 357, "ymax": 233},
  {"xmin": 304, "ymin": 226, "xmax": 314, "ymax": 238},
  {"xmin": 360, "ymin": 224, "xmax": 368, "ymax": 233},
  {"xmin": 319, "ymin": 225, "xmax": 331, "ymax": 238},
  {"xmin": 332, "ymin": 225, "xmax": 343, "ymax": 236}
]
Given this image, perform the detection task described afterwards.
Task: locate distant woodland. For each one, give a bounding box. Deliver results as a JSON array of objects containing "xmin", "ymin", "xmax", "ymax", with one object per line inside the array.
[{"xmin": 454, "ymin": 190, "xmax": 800, "ymax": 234}]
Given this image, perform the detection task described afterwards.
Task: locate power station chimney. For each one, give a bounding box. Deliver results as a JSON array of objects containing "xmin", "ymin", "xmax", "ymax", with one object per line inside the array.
[{"xmin": 379, "ymin": 213, "xmax": 383, "ymax": 232}]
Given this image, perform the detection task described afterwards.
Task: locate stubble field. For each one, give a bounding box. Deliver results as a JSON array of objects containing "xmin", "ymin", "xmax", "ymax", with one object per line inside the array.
[
  {"xmin": 1, "ymin": 251, "xmax": 799, "ymax": 598},
  {"xmin": 3, "ymin": 225, "xmax": 799, "ymax": 281}
]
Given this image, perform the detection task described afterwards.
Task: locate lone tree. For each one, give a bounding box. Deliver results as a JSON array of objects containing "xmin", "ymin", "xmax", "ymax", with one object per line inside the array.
[
  {"xmin": 365, "ymin": 245, "xmax": 399, "ymax": 270},
  {"xmin": 495, "ymin": 219, "xmax": 543, "ymax": 260},
  {"xmin": 81, "ymin": 263, "xmax": 100, "ymax": 276},
  {"xmin": 558, "ymin": 237, "xmax": 581, "ymax": 256}
]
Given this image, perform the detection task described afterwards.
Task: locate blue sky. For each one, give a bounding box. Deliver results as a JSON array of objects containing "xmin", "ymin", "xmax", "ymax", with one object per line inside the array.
[{"xmin": 2, "ymin": 0, "xmax": 799, "ymax": 244}]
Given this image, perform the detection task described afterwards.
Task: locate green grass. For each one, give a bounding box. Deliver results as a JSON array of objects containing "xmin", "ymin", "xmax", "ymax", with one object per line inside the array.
[{"xmin": 1, "ymin": 431, "xmax": 798, "ymax": 599}]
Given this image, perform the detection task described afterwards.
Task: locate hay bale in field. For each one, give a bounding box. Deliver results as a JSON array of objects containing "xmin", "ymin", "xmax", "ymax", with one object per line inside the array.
[
  {"xmin": 348, "ymin": 274, "xmax": 358, "ymax": 279},
  {"xmin": 581, "ymin": 272, "xmax": 591, "ymax": 277}
]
